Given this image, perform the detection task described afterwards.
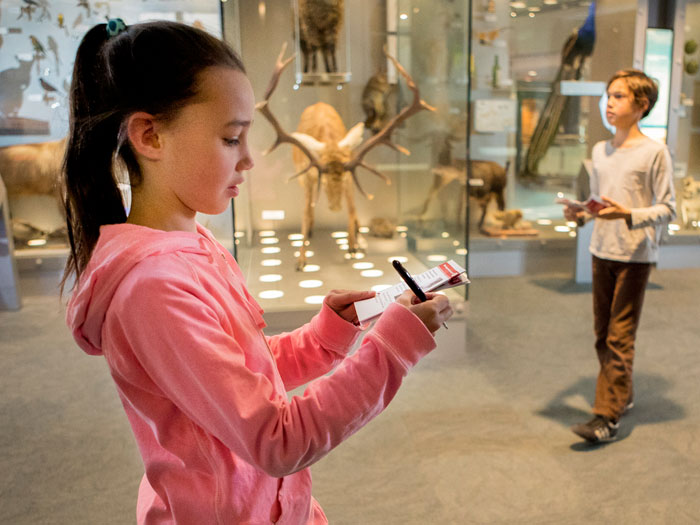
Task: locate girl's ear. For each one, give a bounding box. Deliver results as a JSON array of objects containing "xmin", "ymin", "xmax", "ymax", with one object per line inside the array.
[{"xmin": 126, "ymin": 112, "xmax": 163, "ymax": 160}]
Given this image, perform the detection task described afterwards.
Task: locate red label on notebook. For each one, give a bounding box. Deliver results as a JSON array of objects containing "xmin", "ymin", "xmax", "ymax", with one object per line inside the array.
[{"xmin": 439, "ymin": 262, "xmax": 458, "ymax": 278}]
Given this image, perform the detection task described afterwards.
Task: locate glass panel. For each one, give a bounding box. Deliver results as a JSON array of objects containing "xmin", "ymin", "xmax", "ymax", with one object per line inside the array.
[
  {"xmin": 0, "ymin": 1, "xmax": 228, "ymax": 254},
  {"xmin": 672, "ymin": 0, "xmax": 700, "ymax": 235},
  {"xmin": 231, "ymin": 0, "xmax": 469, "ymax": 312},
  {"xmin": 469, "ymin": 0, "xmax": 640, "ymax": 277}
]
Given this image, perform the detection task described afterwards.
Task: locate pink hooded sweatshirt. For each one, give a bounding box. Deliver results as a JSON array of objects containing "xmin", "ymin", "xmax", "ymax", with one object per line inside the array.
[{"xmin": 66, "ymin": 223, "xmax": 436, "ymax": 524}]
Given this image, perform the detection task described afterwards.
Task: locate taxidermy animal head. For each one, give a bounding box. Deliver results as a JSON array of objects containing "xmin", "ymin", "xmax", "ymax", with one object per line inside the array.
[{"xmin": 291, "ymin": 110, "xmax": 364, "ymax": 211}]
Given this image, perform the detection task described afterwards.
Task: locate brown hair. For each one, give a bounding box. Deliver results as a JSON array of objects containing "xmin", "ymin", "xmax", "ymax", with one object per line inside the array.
[
  {"xmin": 606, "ymin": 69, "xmax": 659, "ymax": 118},
  {"xmin": 61, "ymin": 21, "xmax": 245, "ymax": 292}
]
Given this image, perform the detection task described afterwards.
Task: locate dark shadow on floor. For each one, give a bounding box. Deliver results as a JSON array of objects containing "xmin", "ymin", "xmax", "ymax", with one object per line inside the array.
[
  {"xmin": 530, "ymin": 277, "xmax": 664, "ymax": 295},
  {"xmin": 530, "ymin": 277, "xmax": 592, "ymax": 294},
  {"xmin": 535, "ymin": 373, "xmax": 685, "ymax": 450}
]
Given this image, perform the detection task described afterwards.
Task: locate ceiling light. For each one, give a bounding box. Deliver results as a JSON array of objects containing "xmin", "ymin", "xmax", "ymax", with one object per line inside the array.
[
  {"xmin": 427, "ymin": 254, "xmax": 448, "ymax": 262},
  {"xmin": 361, "ymin": 269, "xmax": 384, "ymax": 278},
  {"xmin": 259, "ymin": 274, "xmax": 282, "ymax": 282},
  {"xmin": 304, "ymin": 295, "xmax": 325, "ymax": 305},
  {"xmin": 261, "ymin": 259, "xmax": 282, "ymax": 266},
  {"xmin": 353, "ymin": 262, "xmax": 374, "ymax": 270},
  {"xmin": 302, "ymin": 264, "xmax": 320, "ymax": 272}
]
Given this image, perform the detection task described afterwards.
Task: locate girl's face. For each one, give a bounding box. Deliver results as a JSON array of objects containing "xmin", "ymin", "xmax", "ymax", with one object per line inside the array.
[
  {"xmin": 605, "ymin": 78, "xmax": 647, "ymax": 129},
  {"xmin": 159, "ymin": 66, "xmax": 255, "ymax": 217}
]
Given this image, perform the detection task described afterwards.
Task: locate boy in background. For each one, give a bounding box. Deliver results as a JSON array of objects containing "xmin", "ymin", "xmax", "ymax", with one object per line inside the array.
[{"xmin": 565, "ymin": 69, "xmax": 676, "ymax": 444}]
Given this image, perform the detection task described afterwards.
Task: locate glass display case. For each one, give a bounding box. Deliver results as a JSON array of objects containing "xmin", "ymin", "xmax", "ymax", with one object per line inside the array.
[
  {"xmin": 670, "ymin": 0, "xmax": 700, "ymax": 239},
  {"xmin": 467, "ymin": 0, "xmax": 646, "ymax": 276},
  {"xmin": 226, "ymin": 0, "xmax": 470, "ymax": 314},
  {"xmin": 0, "ymin": 0, "xmax": 232, "ymax": 261}
]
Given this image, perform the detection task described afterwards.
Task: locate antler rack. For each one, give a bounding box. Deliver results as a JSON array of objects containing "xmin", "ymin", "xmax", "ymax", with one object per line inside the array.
[
  {"xmin": 343, "ymin": 47, "xmax": 436, "ymax": 191},
  {"xmin": 256, "ymin": 43, "xmax": 435, "ymax": 200},
  {"xmin": 255, "ymin": 42, "xmax": 324, "ymax": 182}
]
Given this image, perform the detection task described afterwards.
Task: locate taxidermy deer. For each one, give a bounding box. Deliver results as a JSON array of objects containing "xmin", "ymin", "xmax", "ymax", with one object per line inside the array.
[
  {"xmin": 298, "ymin": 0, "xmax": 344, "ymax": 73},
  {"xmin": 257, "ymin": 43, "xmax": 434, "ymax": 269},
  {"xmin": 419, "ymin": 135, "xmax": 508, "ymax": 232},
  {"xmin": 0, "ymin": 138, "xmax": 65, "ymax": 200},
  {"xmin": 0, "ymin": 138, "xmax": 67, "ymax": 241}
]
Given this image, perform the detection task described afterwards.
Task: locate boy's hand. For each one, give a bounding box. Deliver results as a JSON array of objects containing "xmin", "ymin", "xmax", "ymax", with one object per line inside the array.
[
  {"xmin": 395, "ymin": 290, "xmax": 453, "ymax": 334},
  {"xmin": 563, "ymin": 205, "xmax": 585, "ymax": 222},
  {"xmin": 597, "ymin": 196, "xmax": 632, "ymax": 222},
  {"xmin": 324, "ymin": 289, "xmax": 376, "ymax": 325}
]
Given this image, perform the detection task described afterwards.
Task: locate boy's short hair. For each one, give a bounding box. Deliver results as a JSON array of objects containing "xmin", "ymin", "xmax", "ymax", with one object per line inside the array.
[{"xmin": 607, "ymin": 69, "xmax": 659, "ymax": 118}]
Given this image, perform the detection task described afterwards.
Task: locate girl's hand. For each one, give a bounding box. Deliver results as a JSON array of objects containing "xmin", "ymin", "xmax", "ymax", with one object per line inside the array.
[
  {"xmin": 598, "ymin": 195, "xmax": 631, "ymax": 221},
  {"xmin": 395, "ymin": 290, "xmax": 453, "ymax": 334},
  {"xmin": 324, "ymin": 289, "xmax": 376, "ymax": 325}
]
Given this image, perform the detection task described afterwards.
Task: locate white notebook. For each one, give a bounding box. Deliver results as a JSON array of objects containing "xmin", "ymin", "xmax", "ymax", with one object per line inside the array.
[{"xmin": 354, "ymin": 260, "xmax": 469, "ymax": 323}]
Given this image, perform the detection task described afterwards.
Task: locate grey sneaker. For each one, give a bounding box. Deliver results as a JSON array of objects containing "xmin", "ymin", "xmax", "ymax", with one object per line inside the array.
[{"xmin": 571, "ymin": 415, "xmax": 619, "ymax": 443}]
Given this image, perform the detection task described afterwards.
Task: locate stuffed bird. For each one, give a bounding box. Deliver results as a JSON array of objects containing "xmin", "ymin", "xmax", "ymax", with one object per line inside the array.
[{"xmin": 520, "ymin": 2, "xmax": 596, "ymax": 181}]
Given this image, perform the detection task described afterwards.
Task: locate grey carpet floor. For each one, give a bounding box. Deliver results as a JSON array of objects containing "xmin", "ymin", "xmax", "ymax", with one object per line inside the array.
[{"xmin": 1, "ymin": 266, "xmax": 699, "ymax": 524}]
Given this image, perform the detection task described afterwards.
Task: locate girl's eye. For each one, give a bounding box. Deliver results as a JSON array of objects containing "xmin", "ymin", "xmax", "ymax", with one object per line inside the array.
[{"xmin": 224, "ymin": 138, "xmax": 240, "ymax": 146}]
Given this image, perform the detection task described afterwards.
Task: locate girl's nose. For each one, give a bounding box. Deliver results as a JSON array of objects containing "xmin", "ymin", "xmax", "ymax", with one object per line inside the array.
[{"xmin": 238, "ymin": 152, "xmax": 254, "ymax": 171}]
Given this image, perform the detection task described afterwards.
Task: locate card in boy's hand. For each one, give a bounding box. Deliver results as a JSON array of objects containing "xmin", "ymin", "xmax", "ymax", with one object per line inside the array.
[{"xmin": 555, "ymin": 195, "xmax": 606, "ymax": 214}]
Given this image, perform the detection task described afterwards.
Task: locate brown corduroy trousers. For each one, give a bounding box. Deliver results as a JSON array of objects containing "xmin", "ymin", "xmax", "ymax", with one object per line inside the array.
[{"xmin": 591, "ymin": 255, "xmax": 652, "ymax": 421}]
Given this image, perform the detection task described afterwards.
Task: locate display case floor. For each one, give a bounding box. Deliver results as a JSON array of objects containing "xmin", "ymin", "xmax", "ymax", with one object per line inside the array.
[{"xmin": 236, "ymin": 228, "xmax": 467, "ymax": 328}]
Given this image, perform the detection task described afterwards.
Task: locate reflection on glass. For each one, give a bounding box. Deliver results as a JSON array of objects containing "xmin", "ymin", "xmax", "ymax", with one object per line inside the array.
[
  {"xmin": 258, "ymin": 290, "xmax": 284, "ymax": 299},
  {"xmin": 259, "ymin": 274, "xmax": 283, "ymax": 282}
]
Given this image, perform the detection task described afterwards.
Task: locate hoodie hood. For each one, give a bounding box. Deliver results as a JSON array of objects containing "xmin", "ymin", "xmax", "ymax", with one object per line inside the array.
[{"xmin": 67, "ymin": 223, "xmax": 214, "ymax": 356}]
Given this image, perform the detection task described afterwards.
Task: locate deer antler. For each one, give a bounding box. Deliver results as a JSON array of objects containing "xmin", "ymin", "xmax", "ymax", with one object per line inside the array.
[
  {"xmin": 343, "ymin": 47, "xmax": 436, "ymax": 194},
  {"xmin": 256, "ymin": 43, "xmax": 324, "ymax": 182}
]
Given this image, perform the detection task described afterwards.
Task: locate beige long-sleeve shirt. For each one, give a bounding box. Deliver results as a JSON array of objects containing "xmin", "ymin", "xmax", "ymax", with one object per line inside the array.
[{"xmin": 589, "ymin": 136, "xmax": 676, "ymax": 263}]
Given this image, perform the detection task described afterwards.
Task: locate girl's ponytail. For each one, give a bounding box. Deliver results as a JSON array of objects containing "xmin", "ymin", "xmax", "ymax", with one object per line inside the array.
[{"xmin": 62, "ymin": 23, "xmax": 128, "ymax": 291}]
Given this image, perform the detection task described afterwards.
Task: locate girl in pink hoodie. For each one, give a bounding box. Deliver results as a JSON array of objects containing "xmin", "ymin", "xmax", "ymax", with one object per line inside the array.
[{"xmin": 63, "ymin": 20, "xmax": 453, "ymax": 524}]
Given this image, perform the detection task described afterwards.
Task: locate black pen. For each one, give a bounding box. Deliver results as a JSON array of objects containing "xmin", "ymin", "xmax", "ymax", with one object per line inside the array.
[{"xmin": 391, "ymin": 260, "xmax": 448, "ymax": 329}]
